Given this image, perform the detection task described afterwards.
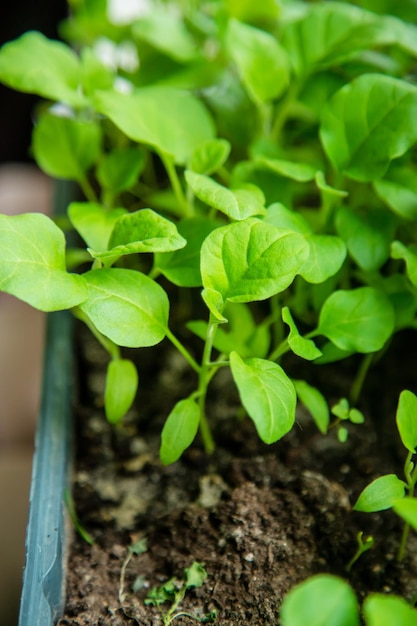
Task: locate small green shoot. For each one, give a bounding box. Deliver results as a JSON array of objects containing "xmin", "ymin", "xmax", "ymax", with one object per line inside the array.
[
  {"xmin": 345, "ymin": 532, "xmax": 374, "ymax": 573},
  {"xmin": 145, "ymin": 562, "xmax": 215, "ymax": 625},
  {"xmin": 353, "ymin": 390, "xmax": 417, "ymax": 560},
  {"xmin": 64, "ymin": 489, "xmax": 94, "ymax": 545},
  {"xmin": 118, "ymin": 538, "xmax": 148, "ymax": 605}
]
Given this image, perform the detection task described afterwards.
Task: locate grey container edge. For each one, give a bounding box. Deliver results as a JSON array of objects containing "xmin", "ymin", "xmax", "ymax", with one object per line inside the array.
[{"xmin": 19, "ymin": 181, "xmax": 77, "ymax": 626}]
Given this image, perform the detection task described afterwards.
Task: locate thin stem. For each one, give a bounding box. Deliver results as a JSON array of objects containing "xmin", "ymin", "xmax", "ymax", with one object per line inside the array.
[
  {"xmin": 160, "ymin": 152, "xmax": 191, "ymax": 218},
  {"xmin": 398, "ymin": 452, "xmax": 417, "ymax": 561},
  {"xmin": 79, "ymin": 175, "xmax": 98, "ymax": 203},
  {"xmin": 196, "ymin": 315, "xmax": 218, "ymax": 455},
  {"xmin": 72, "ymin": 307, "xmax": 120, "ymax": 359},
  {"xmin": 350, "ymin": 353, "xmax": 374, "ymax": 406},
  {"xmin": 166, "ymin": 328, "xmax": 201, "ymax": 374}
]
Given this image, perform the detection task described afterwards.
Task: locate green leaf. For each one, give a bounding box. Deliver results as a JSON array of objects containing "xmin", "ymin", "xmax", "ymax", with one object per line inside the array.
[
  {"xmin": 336, "ymin": 207, "xmax": 397, "ymax": 272},
  {"xmin": 68, "ymin": 202, "xmax": 127, "ymax": 252},
  {"xmin": 293, "ymin": 380, "xmax": 329, "ymax": 434},
  {"xmin": 33, "ymin": 113, "xmax": 102, "ymax": 181},
  {"xmin": 96, "ymin": 146, "xmax": 146, "ymax": 193},
  {"xmin": 79, "ymin": 268, "xmax": 169, "ymax": 348},
  {"xmin": 155, "ymin": 217, "xmax": 218, "ymax": 288},
  {"xmin": 230, "ymin": 351, "xmax": 296, "ymax": 443},
  {"xmin": 188, "ymin": 139, "xmax": 231, "ymax": 176},
  {"xmin": 226, "ymin": 18, "xmax": 290, "ymax": 103},
  {"xmin": 282, "ymin": 307, "xmax": 322, "ymax": 361},
  {"xmin": 391, "ymin": 241, "xmax": 417, "ymax": 287},
  {"xmin": 185, "ymin": 562, "xmax": 207, "ymax": 589},
  {"xmin": 317, "ymin": 287, "xmax": 395, "ymax": 353},
  {"xmin": 160, "ymin": 397, "xmax": 200, "ymax": 464},
  {"xmin": 282, "ymin": 2, "xmax": 385, "ymax": 76},
  {"xmin": 320, "ymin": 74, "xmax": 417, "ymax": 181},
  {"xmin": 201, "ymin": 288, "xmax": 227, "ymax": 323},
  {"xmin": 392, "ymin": 498, "xmax": 417, "ymax": 532},
  {"xmin": 299, "ymin": 234, "xmax": 347, "ymax": 284},
  {"xmin": 353, "ymin": 474, "xmax": 406, "ymax": 512},
  {"xmin": 132, "ymin": 7, "xmax": 198, "ymax": 62},
  {"xmin": 0, "ymin": 31, "xmax": 85, "ymax": 107},
  {"xmin": 185, "ymin": 171, "xmax": 265, "ymax": 220},
  {"xmin": 91, "ymin": 209, "xmax": 186, "ymax": 264},
  {"xmin": 0, "ymin": 213, "xmax": 87, "ymax": 311},
  {"xmin": 396, "ymin": 390, "xmax": 417, "ymax": 453},
  {"xmin": 255, "ymin": 156, "xmax": 317, "ymax": 182},
  {"xmin": 374, "ymin": 167, "xmax": 417, "ymax": 220},
  {"xmin": 265, "ymin": 204, "xmax": 347, "ymax": 283},
  {"xmin": 201, "ymin": 218, "xmax": 309, "ymax": 303},
  {"xmin": 280, "ymin": 574, "xmax": 359, "ymax": 626},
  {"xmin": 80, "ymin": 47, "xmax": 113, "ymax": 96},
  {"xmin": 94, "ymin": 87, "xmax": 215, "ymax": 165},
  {"xmin": 105, "ymin": 359, "xmax": 139, "ymax": 424},
  {"xmin": 363, "ymin": 593, "xmax": 417, "ymax": 626},
  {"xmin": 225, "ymin": 0, "xmax": 279, "ymax": 21}
]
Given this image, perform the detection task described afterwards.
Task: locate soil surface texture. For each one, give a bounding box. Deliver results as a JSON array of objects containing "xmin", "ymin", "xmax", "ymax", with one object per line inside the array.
[{"xmin": 58, "ymin": 325, "xmax": 417, "ymax": 625}]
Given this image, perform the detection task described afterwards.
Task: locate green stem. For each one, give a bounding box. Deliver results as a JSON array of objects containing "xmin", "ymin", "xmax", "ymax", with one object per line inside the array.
[
  {"xmin": 160, "ymin": 152, "xmax": 191, "ymax": 218},
  {"xmin": 270, "ymin": 80, "xmax": 303, "ymax": 145},
  {"xmin": 79, "ymin": 175, "xmax": 98, "ymax": 203},
  {"xmin": 196, "ymin": 315, "xmax": 218, "ymax": 455},
  {"xmin": 398, "ymin": 452, "xmax": 417, "ymax": 561},
  {"xmin": 166, "ymin": 328, "xmax": 201, "ymax": 374},
  {"xmin": 350, "ymin": 353, "xmax": 374, "ymax": 406},
  {"xmin": 72, "ymin": 307, "xmax": 120, "ymax": 359}
]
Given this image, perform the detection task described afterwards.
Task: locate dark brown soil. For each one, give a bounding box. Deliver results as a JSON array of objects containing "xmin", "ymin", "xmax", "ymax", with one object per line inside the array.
[{"xmin": 58, "ymin": 326, "xmax": 417, "ymax": 625}]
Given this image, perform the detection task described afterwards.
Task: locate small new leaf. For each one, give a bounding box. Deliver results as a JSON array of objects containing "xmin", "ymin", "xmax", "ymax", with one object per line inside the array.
[
  {"xmin": 396, "ymin": 390, "xmax": 417, "ymax": 453},
  {"xmin": 105, "ymin": 359, "xmax": 138, "ymax": 424},
  {"xmin": 353, "ymin": 474, "xmax": 406, "ymax": 513},
  {"xmin": 160, "ymin": 398, "xmax": 200, "ymax": 465}
]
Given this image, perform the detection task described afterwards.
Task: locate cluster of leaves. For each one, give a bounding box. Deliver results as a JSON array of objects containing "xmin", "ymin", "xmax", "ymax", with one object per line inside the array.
[
  {"xmin": 2, "ymin": 0, "xmax": 417, "ymax": 462},
  {"xmin": 2, "ymin": 0, "xmax": 417, "ymax": 620}
]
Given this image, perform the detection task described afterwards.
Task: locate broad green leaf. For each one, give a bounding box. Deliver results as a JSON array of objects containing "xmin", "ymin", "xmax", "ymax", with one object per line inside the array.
[
  {"xmin": 79, "ymin": 268, "xmax": 169, "ymax": 347},
  {"xmin": 265, "ymin": 204, "xmax": 347, "ymax": 283},
  {"xmin": 91, "ymin": 209, "xmax": 186, "ymax": 264},
  {"xmin": 188, "ymin": 139, "xmax": 231, "ymax": 176},
  {"xmin": 96, "ymin": 147, "xmax": 146, "ymax": 193},
  {"xmin": 255, "ymin": 156, "xmax": 317, "ymax": 182},
  {"xmin": 201, "ymin": 218, "xmax": 309, "ymax": 303},
  {"xmin": 396, "ymin": 390, "xmax": 417, "ymax": 453},
  {"xmin": 230, "ymin": 351, "xmax": 296, "ymax": 443},
  {"xmin": 363, "ymin": 593, "xmax": 417, "ymax": 626},
  {"xmin": 293, "ymin": 380, "xmax": 329, "ymax": 434},
  {"xmin": 315, "ymin": 171, "xmax": 348, "ymax": 199},
  {"xmin": 320, "ymin": 74, "xmax": 417, "ymax": 181},
  {"xmin": 318, "ymin": 287, "xmax": 395, "ymax": 353},
  {"xmin": 93, "ymin": 87, "xmax": 215, "ymax": 165},
  {"xmin": 282, "ymin": 307, "xmax": 322, "ymax": 361},
  {"xmin": 374, "ymin": 166, "xmax": 417, "ymax": 220},
  {"xmin": 280, "ymin": 574, "xmax": 359, "ymax": 626},
  {"xmin": 68, "ymin": 202, "xmax": 127, "ymax": 252},
  {"xmin": 392, "ymin": 498, "xmax": 417, "ymax": 532},
  {"xmin": 160, "ymin": 397, "xmax": 200, "ymax": 464},
  {"xmin": 33, "ymin": 113, "xmax": 102, "ymax": 181},
  {"xmin": 132, "ymin": 7, "xmax": 198, "ymax": 62},
  {"xmin": 185, "ymin": 171, "xmax": 265, "ymax": 220},
  {"xmin": 336, "ymin": 207, "xmax": 397, "ymax": 272},
  {"xmin": 282, "ymin": 2, "xmax": 385, "ymax": 76},
  {"xmin": 353, "ymin": 474, "xmax": 406, "ymax": 512},
  {"xmin": 299, "ymin": 234, "xmax": 347, "ymax": 284},
  {"xmin": 155, "ymin": 217, "xmax": 218, "ymax": 288},
  {"xmin": 0, "ymin": 213, "xmax": 87, "ymax": 311},
  {"xmin": 391, "ymin": 241, "xmax": 417, "ymax": 287},
  {"xmin": 226, "ymin": 18, "xmax": 290, "ymax": 103},
  {"xmin": 105, "ymin": 359, "xmax": 138, "ymax": 424},
  {"xmin": 0, "ymin": 31, "xmax": 85, "ymax": 107}
]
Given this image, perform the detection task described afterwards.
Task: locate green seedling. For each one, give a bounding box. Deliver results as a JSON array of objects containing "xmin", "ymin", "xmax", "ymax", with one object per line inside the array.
[
  {"xmin": 0, "ymin": 0, "xmax": 417, "ymax": 466},
  {"xmin": 280, "ymin": 574, "xmax": 417, "ymax": 626},
  {"xmin": 345, "ymin": 532, "xmax": 374, "ymax": 573},
  {"xmin": 118, "ymin": 538, "xmax": 148, "ymax": 605},
  {"xmin": 353, "ymin": 390, "xmax": 417, "ymax": 560},
  {"xmin": 144, "ymin": 562, "xmax": 216, "ymax": 625},
  {"xmin": 64, "ymin": 489, "xmax": 94, "ymax": 545}
]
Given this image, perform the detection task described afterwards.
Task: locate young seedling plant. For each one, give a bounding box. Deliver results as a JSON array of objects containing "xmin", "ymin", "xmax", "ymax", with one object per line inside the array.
[{"xmin": 353, "ymin": 389, "xmax": 417, "ymax": 561}]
